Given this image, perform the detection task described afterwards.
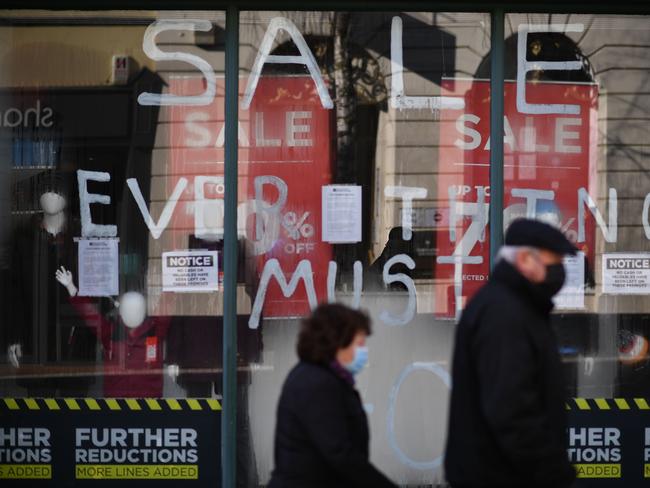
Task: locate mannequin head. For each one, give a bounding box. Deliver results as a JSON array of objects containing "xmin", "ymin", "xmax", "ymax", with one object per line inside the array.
[
  {"xmin": 118, "ymin": 291, "xmax": 147, "ymax": 329},
  {"xmin": 40, "ymin": 191, "xmax": 67, "ymax": 215}
]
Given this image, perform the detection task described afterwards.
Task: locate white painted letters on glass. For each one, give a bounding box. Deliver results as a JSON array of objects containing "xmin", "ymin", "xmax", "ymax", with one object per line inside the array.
[
  {"xmin": 138, "ymin": 20, "xmax": 217, "ymax": 106},
  {"xmin": 516, "ymin": 23, "xmax": 584, "ymax": 115},
  {"xmin": 249, "ymin": 259, "xmax": 318, "ymax": 329},
  {"xmin": 379, "ymin": 254, "xmax": 417, "ymax": 326},
  {"xmin": 510, "ymin": 188, "xmax": 555, "ymax": 219},
  {"xmin": 241, "ymin": 17, "xmax": 333, "ymax": 110},
  {"xmin": 384, "ymin": 186, "xmax": 428, "ymax": 240},
  {"xmin": 387, "ymin": 362, "xmax": 450, "ymax": 470},
  {"xmin": 578, "ymin": 187, "xmax": 617, "ymax": 243},
  {"xmin": 127, "ymin": 177, "xmax": 187, "ymax": 240},
  {"xmin": 77, "ymin": 170, "xmax": 117, "ymax": 238},
  {"xmin": 642, "ymin": 193, "xmax": 650, "ymax": 240},
  {"xmin": 390, "ymin": 16, "xmax": 464, "ymax": 112},
  {"xmin": 327, "ymin": 261, "xmax": 363, "ymax": 309}
]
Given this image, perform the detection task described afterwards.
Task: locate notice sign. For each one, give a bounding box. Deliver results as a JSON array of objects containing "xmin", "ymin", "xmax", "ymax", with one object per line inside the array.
[
  {"xmin": 554, "ymin": 252, "xmax": 586, "ymax": 310},
  {"xmin": 162, "ymin": 251, "xmax": 218, "ymax": 293},
  {"xmin": 78, "ymin": 238, "xmax": 119, "ymax": 297},
  {"xmin": 322, "ymin": 185, "xmax": 362, "ymax": 243},
  {"xmin": 602, "ymin": 253, "xmax": 650, "ymax": 295}
]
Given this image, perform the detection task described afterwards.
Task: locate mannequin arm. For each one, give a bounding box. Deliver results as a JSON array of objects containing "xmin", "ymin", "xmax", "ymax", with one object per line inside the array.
[
  {"xmin": 68, "ymin": 295, "xmax": 114, "ymax": 347},
  {"xmin": 55, "ymin": 266, "xmax": 78, "ymax": 297},
  {"xmin": 8, "ymin": 344, "xmax": 22, "ymax": 368}
]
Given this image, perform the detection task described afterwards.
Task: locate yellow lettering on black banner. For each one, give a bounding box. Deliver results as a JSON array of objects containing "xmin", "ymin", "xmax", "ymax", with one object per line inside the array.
[
  {"xmin": 0, "ymin": 464, "xmax": 52, "ymax": 479},
  {"xmin": 574, "ymin": 464, "xmax": 621, "ymax": 478},
  {"xmin": 75, "ymin": 464, "xmax": 198, "ymax": 480},
  {"xmin": 645, "ymin": 464, "xmax": 650, "ymax": 478}
]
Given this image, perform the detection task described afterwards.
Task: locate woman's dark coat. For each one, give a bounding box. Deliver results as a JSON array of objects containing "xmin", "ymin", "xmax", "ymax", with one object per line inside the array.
[{"xmin": 269, "ymin": 362, "xmax": 396, "ymax": 488}]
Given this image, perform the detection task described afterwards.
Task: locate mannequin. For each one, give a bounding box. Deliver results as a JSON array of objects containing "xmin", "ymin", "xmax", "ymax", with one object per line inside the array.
[
  {"xmin": 7, "ymin": 343, "xmax": 22, "ymax": 368},
  {"xmin": 8, "ymin": 190, "xmax": 68, "ymax": 368},
  {"xmin": 119, "ymin": 292, "xmax": 148, "ymax": 329},
  {"xmin": 56, "ymin": 267, "xmax": 147, "ymax": 328},
  {"xmin": 39, "ymin": 191, "xmax": 67, "ymax": 237},
  {"xmin": 8, "ymin": 177, "xmax": 95, "ymax": 398},
  {"xmin": 55, "ymin": 266, "xmax": 171, "ymax": 398}
]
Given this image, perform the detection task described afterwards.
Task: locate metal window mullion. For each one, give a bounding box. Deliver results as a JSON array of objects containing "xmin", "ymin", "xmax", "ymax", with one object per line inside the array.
[
  {"xmin": 489, "ymin": 8, "xmax": 505, "ymax": 271},
  {"xmin": 222, "ymin": 4, "xmax": 239, "ymax": 488}
]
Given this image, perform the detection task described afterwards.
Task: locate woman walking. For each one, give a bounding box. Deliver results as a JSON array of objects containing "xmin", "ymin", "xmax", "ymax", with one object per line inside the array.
[{"xmin": 268, "ymin": 303, "xmax": 396, "ymax": 488}]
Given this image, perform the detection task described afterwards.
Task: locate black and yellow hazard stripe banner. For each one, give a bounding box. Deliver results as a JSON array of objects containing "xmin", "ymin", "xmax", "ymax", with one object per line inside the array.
[
  {"xmin": 0, "ymin": 397, "xmax": 221, "ymax": 411},
  {"xmin": 3, "ymin": 397, "xmax": 647, "ymax": 411},
  {"xmin": 566, "ymin": 398, "xmax": 650, "ymax": 410}
]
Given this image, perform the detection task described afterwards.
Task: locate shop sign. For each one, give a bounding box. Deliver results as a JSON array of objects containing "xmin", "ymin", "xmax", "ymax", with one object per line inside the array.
[
  {"xmin": 0, "ymin": 397, "xmax": 220, "ymax": 487},
  {"xmin": 568, "ymin": 398, "xmax": 650, "ymax": 487},
  {"xmin": 169, "ymin": 75, "xmax": 332, "ymax": 318},
  {"xmin": 437, "ymin": 79, "xmax": 599, "ymax": 317}
]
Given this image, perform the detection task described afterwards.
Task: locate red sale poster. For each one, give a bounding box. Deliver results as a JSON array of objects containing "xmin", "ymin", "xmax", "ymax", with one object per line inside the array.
[
  {"xmin": 169, "ymin": 76, "xmax": 332, "ymax": 318},
  {"xmin": 436, "ymin": 79, "xmax": 598, "ymax": 317}
]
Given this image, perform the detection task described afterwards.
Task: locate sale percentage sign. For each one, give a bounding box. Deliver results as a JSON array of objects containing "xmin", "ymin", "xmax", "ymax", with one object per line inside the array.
[{"xmin": 282, "ymin": 211, "xmax": 315, "ymax": 240}]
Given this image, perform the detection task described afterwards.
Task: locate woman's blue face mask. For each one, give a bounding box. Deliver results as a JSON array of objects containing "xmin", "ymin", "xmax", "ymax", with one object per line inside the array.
[{"xmin": 344, "ymin": 346, "xmax": 369, "ymax": 376}]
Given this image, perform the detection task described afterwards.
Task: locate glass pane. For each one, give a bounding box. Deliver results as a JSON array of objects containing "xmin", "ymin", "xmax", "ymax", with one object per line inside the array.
[
  {"xmin": 238, "ymin": 11, "xmax": 490, "ymax": 486},
  {"xmin": 0, "ymin": 9, "xmax": 225, "ymax": 486},
  {"xmin": 505, "ymin": 13, "xmax": 650, "ymax": 486}
]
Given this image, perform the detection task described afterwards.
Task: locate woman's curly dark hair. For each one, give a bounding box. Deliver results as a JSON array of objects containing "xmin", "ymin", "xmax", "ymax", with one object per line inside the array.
[{"xmin": 297, "ymin": 303, "xmax": 372, "ymax": 364}]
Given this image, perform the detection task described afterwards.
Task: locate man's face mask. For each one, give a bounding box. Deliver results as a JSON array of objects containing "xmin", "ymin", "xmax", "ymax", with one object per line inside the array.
[
  {"xmin": 528, "ymin": 249, "xmax": 566, "ymax": 298},
  {"xmin": 532, "ymin": 256, "xmax": 566, "ymax": 298},
  {"xmin": 541, "ymin": 263, "xmax": 566, "ymax": 297}
]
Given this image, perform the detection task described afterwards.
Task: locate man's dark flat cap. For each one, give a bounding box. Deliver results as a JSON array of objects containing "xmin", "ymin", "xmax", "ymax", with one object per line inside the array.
[{"xmin": 505, "ymin": 218, "xmax": 577, "ymax": 255}]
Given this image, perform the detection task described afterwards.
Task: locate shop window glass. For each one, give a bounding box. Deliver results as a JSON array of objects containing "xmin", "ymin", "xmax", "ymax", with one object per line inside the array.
[
  {"xmin": 501, "ymin": 13, "xmax": 650, "ymax": 399},
  {"xmin": 0, "ymin": 10, "xmax": 226, "ymax": 486},
  {"xmin": 500, "ymin": 13, "xmax": 650, "ymax": 485},
  {"xmin": 237, "ymin": 11, "xmax": 490, "ymax": 486}
]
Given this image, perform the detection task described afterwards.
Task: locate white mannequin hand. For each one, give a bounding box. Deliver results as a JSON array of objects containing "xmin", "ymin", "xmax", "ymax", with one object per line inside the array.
[
  {"xmin": 8, "ymin": 344, "xmax": 22, "ymax": 368},
  {"xmin": 583, "ymin": 356, "xmax": 594, "ymax": 376},
  {"xmin": 166, "ymin": 364, "xmax": 180, "ymax": 380},
  {"xmin": 55, "ymin": 266, "xmax": 78, "ymax": 297}
]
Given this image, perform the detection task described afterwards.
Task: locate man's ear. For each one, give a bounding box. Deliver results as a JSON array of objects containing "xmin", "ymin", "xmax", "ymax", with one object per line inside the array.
[
  {"xmin": 514, "ymin": 249, "xmax": 536, "ymax": 280},
  {"xmin": 514, "ymin": 248, "xmax": 527, "ymax": 269}
]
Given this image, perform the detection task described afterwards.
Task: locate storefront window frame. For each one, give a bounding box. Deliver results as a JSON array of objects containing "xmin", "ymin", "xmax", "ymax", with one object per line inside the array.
[{"xmin": 3, "ymin": 1, "xmax": 650, "ymax": 486}]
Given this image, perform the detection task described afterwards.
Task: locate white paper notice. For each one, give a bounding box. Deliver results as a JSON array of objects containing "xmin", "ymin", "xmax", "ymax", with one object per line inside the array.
[
  {"xmin": 78, "ymin": 238, "xmax": 119, "ymax": 297},
  {"xmin": 162, "ymin": 250, "xmax": 218, "ymax": 293},
  {"xmin": 602, "ymin": 253, "xmax": 650, "ymax": 295},
  {"xmin": 322, "ymin": 185, "xmax": 362, "ymax": 243},
  {"xmin": 554, "ymin": 252, "xmax": 585, "ymax": 310}
]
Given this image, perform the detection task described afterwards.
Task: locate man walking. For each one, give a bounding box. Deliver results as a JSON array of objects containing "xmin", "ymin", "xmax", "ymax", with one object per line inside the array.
[{"xmin": 445, "ymin": 219, "xmax": 576, "ymax": 488}]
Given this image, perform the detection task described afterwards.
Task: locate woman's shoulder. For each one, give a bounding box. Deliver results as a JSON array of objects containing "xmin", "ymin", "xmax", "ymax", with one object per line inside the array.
[
  {"xmin": 286, "ymin": 362, "xmax": 342, "ymax": 392},
  {"xmin": 279, "ymin": 363, "xmax": 353, "ymax": 414}
]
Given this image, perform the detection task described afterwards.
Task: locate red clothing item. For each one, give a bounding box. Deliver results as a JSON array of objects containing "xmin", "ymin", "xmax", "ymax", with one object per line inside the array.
[{"xmin": 70, "ymin": 296, "xmax": 171, "ymax": 398}]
